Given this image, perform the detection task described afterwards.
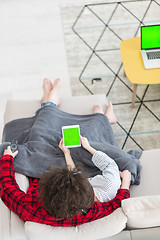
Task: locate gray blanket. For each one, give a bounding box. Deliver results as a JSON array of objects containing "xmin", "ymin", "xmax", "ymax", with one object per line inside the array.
[{"xmin": 0, "ymin": 105, "xmax": 142, "ymax": 184}]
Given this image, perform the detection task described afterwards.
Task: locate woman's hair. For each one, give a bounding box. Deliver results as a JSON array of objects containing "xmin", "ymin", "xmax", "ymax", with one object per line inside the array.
[{"xmin": 38, "ymin": 166, "xmax": 94, "ymax": 219}]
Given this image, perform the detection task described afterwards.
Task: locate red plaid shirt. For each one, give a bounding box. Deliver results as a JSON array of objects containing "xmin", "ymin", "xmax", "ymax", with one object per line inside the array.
[{"xmin": 0, "ymin": 154, "xmax": 130, "ymax": 227}]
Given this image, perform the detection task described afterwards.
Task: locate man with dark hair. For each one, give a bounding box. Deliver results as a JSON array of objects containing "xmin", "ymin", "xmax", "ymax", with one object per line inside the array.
[{"xmin": 0, "ymin": 78, "xmax": 131, "ymax": 226}]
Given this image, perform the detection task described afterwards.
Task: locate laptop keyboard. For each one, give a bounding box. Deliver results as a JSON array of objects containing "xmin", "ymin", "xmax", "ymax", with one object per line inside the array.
[{"xmin": 147, "ymin": 51, "xmax": 160, "ymax": 60}]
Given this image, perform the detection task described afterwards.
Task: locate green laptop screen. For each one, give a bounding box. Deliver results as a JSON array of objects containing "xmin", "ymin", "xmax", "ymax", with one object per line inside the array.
[
  {"xmin": 141, "ymin": 25, "xmax": 160, "ymax": 50},
  {"xmin": 63, "ymin": 127, "xmax": 80, "ymax": 146}
]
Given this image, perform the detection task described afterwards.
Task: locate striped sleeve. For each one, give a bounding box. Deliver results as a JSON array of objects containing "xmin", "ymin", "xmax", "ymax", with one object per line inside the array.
[
  {"xmin": 90, "ymin": 151, "xmax": 121, "ymax": 202},
  {"xmin": 92, "ymin": 151, "xmax": 121, "ymax": 181}
]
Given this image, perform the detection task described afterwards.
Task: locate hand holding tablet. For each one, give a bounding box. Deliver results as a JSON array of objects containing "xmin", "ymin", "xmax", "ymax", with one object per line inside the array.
[{"xmin": 62, "ymin": 125, "xmax": 81, "ymax": 148}]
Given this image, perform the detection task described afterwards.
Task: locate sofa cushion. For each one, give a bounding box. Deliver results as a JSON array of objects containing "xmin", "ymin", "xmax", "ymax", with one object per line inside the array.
[
  {"xmin": 25, "ymin": 208, "xmax": 127, "ymax": 240},
  {"xmin": 122, "ymin": 195, "xmax": 160, "ymax": 229},
  {"xmin": 130, "ymin": 227, "xmax": 160, "ymax": 240},
  {"xmin": 130, "ymin": 149, "xmax": 160, "ymax": 197}
]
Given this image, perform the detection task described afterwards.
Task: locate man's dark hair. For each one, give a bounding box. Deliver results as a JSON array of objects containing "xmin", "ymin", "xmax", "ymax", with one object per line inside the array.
[{"xmin": 38, "ymin": 166, "xmax": 94, "ymax": 219}]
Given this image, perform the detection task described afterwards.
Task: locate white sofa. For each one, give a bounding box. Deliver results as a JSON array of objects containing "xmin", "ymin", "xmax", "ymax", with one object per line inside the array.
[{"xmin": 0, "ymin": 94, "xmax": 160, "ymax": 240}]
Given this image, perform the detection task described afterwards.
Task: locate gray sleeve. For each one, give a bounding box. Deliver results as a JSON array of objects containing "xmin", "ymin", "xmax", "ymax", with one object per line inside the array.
[{"xmin": 91, "ymin": 150, "xmax": 120, "ymax": 181}]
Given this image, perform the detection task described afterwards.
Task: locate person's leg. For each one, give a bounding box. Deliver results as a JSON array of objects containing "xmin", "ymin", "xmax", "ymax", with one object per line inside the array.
[
  {"xmin": 41, "ymin": 78, "xmax": 53, "ymax": 104},
  {"xmin": 41, "ymin": 78, "xmax": 61, "ymax": 106},
  {"xmin": 105, "ymin": 101, "xmax": 117, "ymax": 124},
  {"xmin": 93, "ymin": 105, "xmax": 104, "ymax": 114},
  {"xmin": 93, "ymin": 101, "xmax": 117, "ymax": 124},
  {"xmin": 47, "ymin": 78, "xmax": 61, "ymax": 106},
  {"xmin": 36, "ymin": 78, "xmax": 61, "ymax": 115}
]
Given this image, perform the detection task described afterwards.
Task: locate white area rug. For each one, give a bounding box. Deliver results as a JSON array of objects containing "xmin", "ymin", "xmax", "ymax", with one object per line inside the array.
[{"xmin": 61, "ymin": 0, "xmax": 160, "ymax": 151}]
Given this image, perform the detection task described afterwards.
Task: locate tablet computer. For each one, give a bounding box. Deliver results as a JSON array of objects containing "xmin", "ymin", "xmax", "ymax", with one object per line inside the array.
[{"xmin": 62, "ymin": 125, "xmax": 81, "ymax": 148}]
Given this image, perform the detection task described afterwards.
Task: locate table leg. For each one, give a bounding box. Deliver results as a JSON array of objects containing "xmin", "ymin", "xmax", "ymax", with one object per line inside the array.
[{"xmin": 131, "ymin": 84, "xmax": 137, "ymax": 108}]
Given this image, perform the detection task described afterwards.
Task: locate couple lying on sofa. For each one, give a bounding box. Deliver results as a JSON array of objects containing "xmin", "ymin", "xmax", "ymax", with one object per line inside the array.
[{"xmin": 0, "ymin": 78, "xmax": 142, "ymax": 226}]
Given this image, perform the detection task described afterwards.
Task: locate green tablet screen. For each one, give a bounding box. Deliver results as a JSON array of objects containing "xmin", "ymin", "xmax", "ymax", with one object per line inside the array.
[{"xmin": 62, "ymin": 126, "xmax": 81, "ymax": 147}]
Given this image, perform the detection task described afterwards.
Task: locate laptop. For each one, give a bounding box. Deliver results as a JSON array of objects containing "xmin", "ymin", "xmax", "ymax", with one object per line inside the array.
[{"xmin": 141, "ymin": 24, "xmax": 160, "ymax": 69}]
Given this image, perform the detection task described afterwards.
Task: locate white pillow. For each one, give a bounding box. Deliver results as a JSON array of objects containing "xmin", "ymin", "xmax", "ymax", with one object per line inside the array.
[
  {"xmin": 25, "ymin": 208, "xmax": 127, "ymax": 240},
  {"xmin": 122, "ymin": 195, "xmax": 160, "ymax": 229}
]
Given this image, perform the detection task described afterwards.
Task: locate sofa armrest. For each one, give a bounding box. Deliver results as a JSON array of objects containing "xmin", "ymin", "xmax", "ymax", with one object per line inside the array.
[
  {"xmin": 10, "ymin": 173, "xmax": 29, "ymax": 240},
  {"xmin": 0, "ymin": 173, "xmax": 29, "ymax": 240},
  {"xmin": 130, "ymin": 149, "xmax": 160, "ymax": 197},
  {"xmin": 0, "ymin": 199, "xmax": 11, "ymax": 240}
]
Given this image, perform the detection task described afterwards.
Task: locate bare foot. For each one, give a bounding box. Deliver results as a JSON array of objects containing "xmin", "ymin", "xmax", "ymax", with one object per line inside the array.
[
  {"xmin": 105, "ymin": 101, "xmax": 117, "ymax": 124},
  {"xmin": 47, "ymin": 78, "xmax": 62, "ymax": 106},
  {"xmin": 41, "ymin": 78, "xmax": 52, "ymax": 104},
  {"xmin": 93, "ymin": 105, "xmax": 104, "ymax": 114}
]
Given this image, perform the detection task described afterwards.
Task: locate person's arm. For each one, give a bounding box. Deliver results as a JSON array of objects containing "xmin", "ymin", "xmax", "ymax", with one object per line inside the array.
[
  {"xmin": 63, "ymin": 188, "xmax": 130, "ymax": 226},
  {"xmin": 80, "ymin": 136, "xmax": 97, "ymax": 155},
  {"xmin": 81, "ymin": 136, "xmax": 131, "ymax": 191},
  {"xmin": 75, "ymin": 171, "xmax": 131, "ymax": 223},
  {"xmin": 81, "ymin": 136, "xmax": 122, "ymax": 202},
  {"xmin": 59, "ymin": 138, "xmax": 76, "ymax": 170},
  {"xmin": 120, "ymin": 170, "xmax": 131, "ymax": 190},
  {"xmin": 81, "ymin": 136, "xmax": 120, "ymax": 180},
  {"xmin": 0, "ymin": 146, "xmax": 34, "ymax": 221},
  {"xmin": 92, "ymin": 188, "xmax": 130, "ymax": 219}
]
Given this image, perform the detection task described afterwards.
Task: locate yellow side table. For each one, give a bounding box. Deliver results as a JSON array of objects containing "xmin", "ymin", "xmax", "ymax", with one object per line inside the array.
[{"xmin": 120, "ymin": 37, "xmax": 160, "ymax": 107}]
